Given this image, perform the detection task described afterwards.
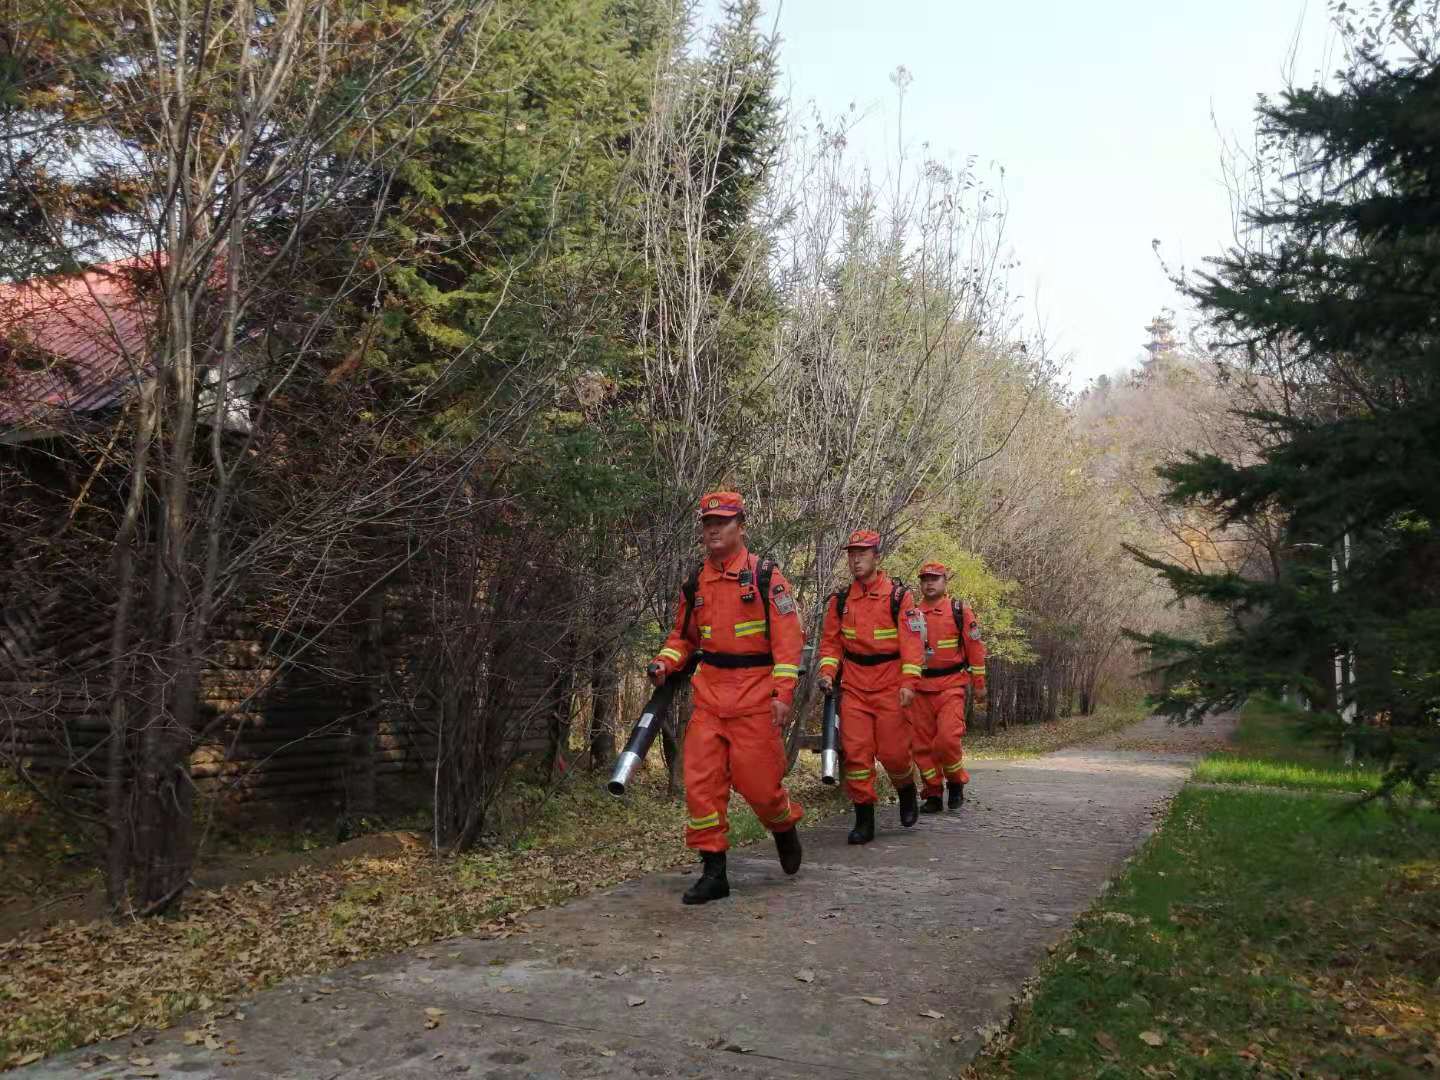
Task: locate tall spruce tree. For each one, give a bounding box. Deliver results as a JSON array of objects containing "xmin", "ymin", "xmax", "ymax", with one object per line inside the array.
[{"xmin": 1130, "ymin": 2, "xmax": 1440, "ymax": 798}]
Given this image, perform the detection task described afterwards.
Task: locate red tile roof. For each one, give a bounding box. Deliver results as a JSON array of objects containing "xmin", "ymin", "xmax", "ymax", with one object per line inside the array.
[{"xmin": 0, "ymin": 257, "xmax": 160, "ymax": 433}]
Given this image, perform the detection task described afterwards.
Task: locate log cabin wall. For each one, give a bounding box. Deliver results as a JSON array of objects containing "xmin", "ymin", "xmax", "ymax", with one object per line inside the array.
[
  {"xmin": 1, "ymin": 589, "xmax": 575, "ymax": 812},
  {"xmin": 0, "ymin": 441, "xmax": 576, "ymax": 814}
]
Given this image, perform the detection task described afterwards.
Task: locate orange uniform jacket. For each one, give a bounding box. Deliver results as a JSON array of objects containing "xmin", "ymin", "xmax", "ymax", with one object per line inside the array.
[
  {"xmin": 817, "ymin": 571, "xmax": 925, "ymax": 693},
  {"xmin": 916, "ymin": 599, "xmax": 987, "ymax": 695},
  {"xmin": 652, "ymin": 547, "xmax": 804, "ymax": 717}
]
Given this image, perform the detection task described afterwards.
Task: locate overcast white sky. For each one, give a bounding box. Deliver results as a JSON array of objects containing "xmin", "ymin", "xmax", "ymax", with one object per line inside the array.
[{"xmin": 726, "ymin": 0, "xmax": 1338, "ymax": 387}]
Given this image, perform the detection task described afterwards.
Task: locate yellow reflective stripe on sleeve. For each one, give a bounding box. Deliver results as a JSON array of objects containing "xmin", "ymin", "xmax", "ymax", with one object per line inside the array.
[
  {"xmin": 970, "ymin": 666, "xmax": 986, "ymax": 675},
  {"xmin": 935, "ymin": 638, "xmax": 959, "ymax": 649},
  {"xmin": 901, "ymin": 663, "xmax": 922, "ymax": 676},
  {"xmin": 688, "ymin": 812, "xmax": 720, "ymax": 830},
  {"xmin": 734, "ymin": 620, "xmax": 766, "ymax": 637},
  {"xmin": 772, "ymin": 664, "xmax": 800, "ymax": 679},
  {"xmin": 658, "ymin": 647, "xmax": 683, "ymax": 663},
  {"xmin": 843, "ymin": 768, "xmax": 872, "ymax": 780},
  {"xmin": 841, "ymin": 626, "xmax": 858, "ymax": 639},
  {"xmin": 873, "ymin": 627, "xmax": 898, "ymax": 639},
  {"xmin": 819, "ymin": 656, "xmax": 840, "ymax": 670}
]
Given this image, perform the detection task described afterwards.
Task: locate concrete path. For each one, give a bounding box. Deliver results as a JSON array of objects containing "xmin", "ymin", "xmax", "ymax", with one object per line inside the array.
[{"xmin": 20, "ymin": 713, "xmax": 1234, "ymax": 1080}]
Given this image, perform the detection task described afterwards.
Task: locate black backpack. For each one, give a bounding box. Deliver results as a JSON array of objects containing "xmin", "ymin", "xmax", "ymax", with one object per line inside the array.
[
  {"xmin": 832, "ymin": 578, "xmax": 909, "ymax": 627},
  {"xmin": 681, "ymin": 555, "xmax": 779, "ymax": 641}
]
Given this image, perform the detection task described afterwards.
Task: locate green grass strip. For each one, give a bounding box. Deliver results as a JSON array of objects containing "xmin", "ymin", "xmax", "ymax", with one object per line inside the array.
[
  {"xmin": 1191, "ymin": 756, "xmax": 1384, "ymax": 793},
  {"xmin": 1192, "ymin": 697, "xmax": 1393, "ymax": 795},
  {"xmin": 971, "ymin": 787, "xmax": 1440, "ymax": 1078}
]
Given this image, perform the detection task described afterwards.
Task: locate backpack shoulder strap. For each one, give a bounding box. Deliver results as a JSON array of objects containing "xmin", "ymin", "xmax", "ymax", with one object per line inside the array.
[
  {"xmin": 681, "ymin": 563, "xmax": 703, "ymax": 637},
  {"xmin": 757, "ymin": 557, "xmax": 777, "ymax": 637},
  {"xmin": 889, "ymin": 580, "xmax": 907, "ymax": 624},
  {"xmin": 952, "ymin": 599, "xmax": 972, "ymax": 667},
  {"xmin": 757, "ymin": 557, "xmax": 776, "ymax": 596},
  {"xmin": 833, "ymin": 587, "xmax": 848, "ymax": 624}
]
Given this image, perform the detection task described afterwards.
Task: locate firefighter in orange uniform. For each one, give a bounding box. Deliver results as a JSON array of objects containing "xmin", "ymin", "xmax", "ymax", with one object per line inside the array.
[
  {"xmin": 815, "ymin": 530, "xmax": 926, "ymax": 844},
  {"xmin": 648, "ymin": 491, "xmax": 805, "ymax": 905},
  {"xmin": 910, "ymin": 561, "xmax": 988, "ymax": 811}
]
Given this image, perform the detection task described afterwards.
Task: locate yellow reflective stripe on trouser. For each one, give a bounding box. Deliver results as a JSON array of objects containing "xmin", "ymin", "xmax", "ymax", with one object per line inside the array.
[
  {"xmin": 844, "ymin": 768, "xmax": 872, "ymax": 780},
  {"xmin": 873, "ymin": 627, "xmax": 898, "ymax": 639},
  {"xmin": 970, "ymin": 666, "xmax": 986, "ymax": 676},
  {"xmin": 887, "ymin": 770, "xmax": 914, "ymax": 783},
  {"xmin": 688, "ymin": 812, "xmax": 720, "ymax": 830},
  {"xmin": 920, "ymin": 767, "xmax": 939, "ymax": 780},
  {"xmin": 734, "ymin": 620, "xmax": 766, "ymax": 637},
  {"xmin": 901, "ymin": 663, "xmax": 922, "ymax": 676},
  {"xmin": 772, "ymin": 664, "xmax": 800, "ymax": 679},
  {"xmin": 819, "ymin": 656, "xmax": 840, "ymax": 670},
  {"xmin": 943, "ymin": 760, "xmax": 964, "ymax": 773},
  {"xmin": 768, "ymin": 802, "xmax": 794, "ymax": 825},
  {"xmin": 659, "ymin": 647, "xmax": 683, "ymax": 663},
  {"xmin": 700, "ymin": 625, "xmax": 713, "ymax": 639}
]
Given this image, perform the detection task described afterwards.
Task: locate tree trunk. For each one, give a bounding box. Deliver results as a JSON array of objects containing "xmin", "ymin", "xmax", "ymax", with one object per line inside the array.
[
  {"xmin": 129, "ymin": 611, "xmax": 196, "ymax": 915},
  {"xmin": 132, "ymin": 699, "xmax": 195, "ymax": 914},
  {"xmin": 103, "ymin": 384, "xmax": 160, "ymax": 912},
  {"xmin": 587, "ymin": 655, "xmax": 617, "ymax": 771},
  {"xmin": 783, "ymin": 667, "xmax": 818, "ymax": 770},
  {"xmin": 348, "ymin": 587, "xmax": 385, "ymax": 818},
  {"xmin": 546, "ymin": 628, "xmax": 578, "ymax": 778},
  {"xmin": 661, "ymin": 689, "xmax": 688, "ymax": 798}
]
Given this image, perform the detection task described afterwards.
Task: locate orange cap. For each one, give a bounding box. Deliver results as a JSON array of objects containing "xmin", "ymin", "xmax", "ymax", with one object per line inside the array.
[
  {"xmin": 919, "ymin": 561, "xmax": 949, "ymax": 577},
  {"xmin": 845, "ymin": 529, "xmax": 881, "ymax": 550},
  {"xmin": 698, "ymin": 490, "xmax": 745, "ymax": 518}
]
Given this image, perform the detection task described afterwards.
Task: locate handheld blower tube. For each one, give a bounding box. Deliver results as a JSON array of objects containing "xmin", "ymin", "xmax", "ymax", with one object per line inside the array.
[
  {"xmin": 820, "ymin": 676, "xmax": 842, "ymax": 785},
  {"xmin": 607, "ymin": 659, "xmax": 697, "ymax": 797}
]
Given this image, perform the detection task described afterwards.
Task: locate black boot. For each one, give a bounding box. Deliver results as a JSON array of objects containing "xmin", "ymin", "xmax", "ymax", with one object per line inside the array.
[
  {"xmin": 947, "ymin": 780, "xmax": 965, "ymax": 809},
  {"xmin": 898, "ymin": 783, "xmax": 919, "ymax": 827},
  {"xmin": 847, "ymin": 803, "xmax": 875, "ymax": 845},
  {"xmin": 920, "ymin": 793, "xmax": 944, "ymax": 814},
  {"xmin": 774, "ymin": 827, "xmax": 802, "ymax": 875},
  {"xmin": 682, "ymin": 851, "xmax": 730, "ymax": 905}
]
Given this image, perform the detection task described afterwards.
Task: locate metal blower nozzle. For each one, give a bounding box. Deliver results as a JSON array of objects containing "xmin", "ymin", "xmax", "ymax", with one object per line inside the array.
[{"xmin": 606, "ymin": 750, "xmax": 643, "ymax": 797}]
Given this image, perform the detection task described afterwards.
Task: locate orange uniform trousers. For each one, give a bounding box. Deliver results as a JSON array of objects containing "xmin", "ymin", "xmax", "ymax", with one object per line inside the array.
[
  {"xmin": 910, "ymin": 685, "xmax": 971, "ymax": 795},
  {"xmin": 839, "ymin": 689, "xmax": 915, "ymax": 804},
  {"xmin": 684, "ymin": 706, "xmax": 803, "ymax": 852}
]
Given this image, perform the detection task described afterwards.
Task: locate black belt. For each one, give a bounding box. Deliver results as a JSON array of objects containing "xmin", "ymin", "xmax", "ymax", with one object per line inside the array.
[
  {"xmin": 921, "ymin": 661, "xmax": 970, "ymax": 678},
  {"xmin": 700, "ymin": 651, "xmax": 774, "ymax": 670},
  {"xmin": 843, "ymin": 649, "xmax": 900, "ymax": 667}
]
